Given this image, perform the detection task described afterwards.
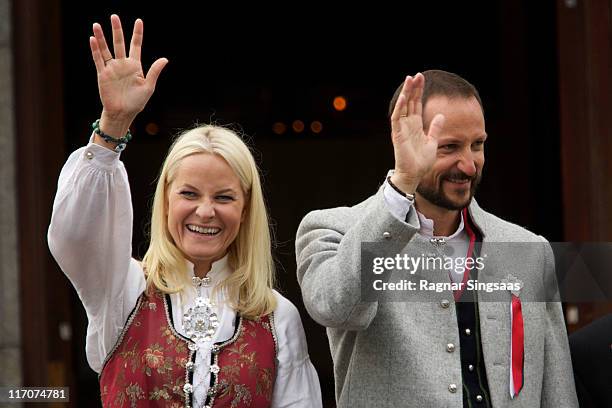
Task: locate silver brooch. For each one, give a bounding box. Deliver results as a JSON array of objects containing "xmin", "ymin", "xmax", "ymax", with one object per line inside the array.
[
  {"xmin": 502, "ymin": 274, "xmax": 523, "ymax": 297},
  {"xmin": 183, "ymin": 276, "xmax": 218, "ymax": 342}
]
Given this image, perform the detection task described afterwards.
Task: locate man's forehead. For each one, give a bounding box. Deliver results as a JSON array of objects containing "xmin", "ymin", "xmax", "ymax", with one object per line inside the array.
[
  {"xmin": 423, "ymin": 95, "xmax": 485, "ymax": 130},
  {"xmin": 424, "ymin": 94, "xmax": 483, "ymax": 113}
]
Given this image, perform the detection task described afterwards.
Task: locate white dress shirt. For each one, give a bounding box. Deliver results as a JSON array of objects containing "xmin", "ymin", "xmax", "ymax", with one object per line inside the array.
[
  {"xmin": 48, "ymin": 140, "xmax": 322, "ymax": 407},
  {"xmin": 383, "ymin": 173, "xmax": 470, "ymax": 283}
]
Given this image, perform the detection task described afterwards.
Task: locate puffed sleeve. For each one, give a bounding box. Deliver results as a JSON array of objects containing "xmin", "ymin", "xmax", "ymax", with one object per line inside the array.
[
  {"xmin": 47, "ymin": 139, "xmax": 145, "ymax": 372},
  {"xmin": 271, "ymin": 290, "xmax": 323, "ymax": 407}
]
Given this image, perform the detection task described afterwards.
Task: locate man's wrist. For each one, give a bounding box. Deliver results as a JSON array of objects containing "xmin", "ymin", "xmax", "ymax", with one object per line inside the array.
[
  {"xmin": 387, "ymin": 175, "xmax": 416, "ymax": 200},
  {"xmin": 389, "ymin": 173, "xmax": 418, "ymax": 197}
]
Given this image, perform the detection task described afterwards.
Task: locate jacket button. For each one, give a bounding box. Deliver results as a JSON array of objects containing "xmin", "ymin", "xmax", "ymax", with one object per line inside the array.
[
  {"xmin": 476, "ymin": 395, "xmax": 483, "ymax": 402},
  {"xmin": 85, "ymin": 151, "xmax": 94, "ymax": 160},
  {"xmin": 448, "ymin": 383, "xmax": 457, "ymax": 393},
  {"xmin": 446, "ymin": 343, "xmax": 455, "ymax": 353},
  {"xmin": 465, "ymin": 328, "xmax": 471, "ymax": 336},
  {"xmin": 440, "ymin": 299, "xmax": 450, "ymax": 308},
  {"xmin": 382, "ymin": 231, "xmax": 391, "ymax": 239},
  {"xmin": 468, "ymin": 364, "xmax": 474, "ymax": 372}
]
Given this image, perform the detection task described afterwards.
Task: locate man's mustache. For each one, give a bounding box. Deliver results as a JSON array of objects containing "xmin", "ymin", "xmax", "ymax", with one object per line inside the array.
[{"xmin": 441, "ymin": 170, "xmax": 477, "ymax": 182}]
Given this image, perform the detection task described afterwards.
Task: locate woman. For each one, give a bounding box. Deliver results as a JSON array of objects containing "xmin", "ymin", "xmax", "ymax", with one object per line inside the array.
[{"xmin": 48, "ymin": 14, "xmax": 322, "ymax": 407}]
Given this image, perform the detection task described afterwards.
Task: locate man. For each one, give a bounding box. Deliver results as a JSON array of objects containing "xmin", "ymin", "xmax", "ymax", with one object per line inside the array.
[
  {"xmin": 570, "ymin": 313, "xmax": 612, "ymax": 407},
  {"xmin": 295, "ymin": 70, "xmax": 578, "ymax": 407}
]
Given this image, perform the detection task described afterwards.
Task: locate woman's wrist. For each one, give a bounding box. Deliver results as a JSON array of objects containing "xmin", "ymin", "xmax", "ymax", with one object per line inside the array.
[
  {"xmin": 99, "ymin": 110, "xmax": 135, "ymax": 138},
  {"xmin": 93, "ymin": 111, "xmax": 135, "ymax": 152}
]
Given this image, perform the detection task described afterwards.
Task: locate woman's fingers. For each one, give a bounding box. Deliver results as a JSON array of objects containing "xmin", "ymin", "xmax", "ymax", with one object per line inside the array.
[
  {"xmin": 92, "ymin": 23, "xmax": 113, "ymax": 62},
  {"xmin": 89, "ymin": 36, "xmax": 105, "ymax": 73},
  {"xmin": 110, "ymin": 14, "xmax": 126, "ymax": 59},
  {"xmin": 129, "ymin": 19, "xmax": 143, "ymax": 61},
  {"xmin": 145, "ymin": 58, "xmax": 169, "ymax": 88}
]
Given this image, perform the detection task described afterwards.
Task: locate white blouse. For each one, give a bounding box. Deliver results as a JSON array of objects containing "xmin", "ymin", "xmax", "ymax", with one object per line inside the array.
[{"xmin": 48, "ymin": 140, "xmax": 322, "ymax": 407}]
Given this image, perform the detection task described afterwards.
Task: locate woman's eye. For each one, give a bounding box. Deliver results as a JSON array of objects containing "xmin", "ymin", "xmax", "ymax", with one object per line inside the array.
[
  {"xmin": 180, "ymin": 191, "xmax": 196, "ymax": 198},
  {"xmin": 216, "ymin": 195, "xmax": 235, "ymax": 201},
  {"xmin": 440, "ymin": 144, "xmax": 456, "ymax": 151}
]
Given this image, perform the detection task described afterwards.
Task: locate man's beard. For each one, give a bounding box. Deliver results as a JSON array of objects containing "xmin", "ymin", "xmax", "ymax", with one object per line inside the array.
[{"xmin": 417, "ymin": 169, "xmax": 481, "ymax": 211}]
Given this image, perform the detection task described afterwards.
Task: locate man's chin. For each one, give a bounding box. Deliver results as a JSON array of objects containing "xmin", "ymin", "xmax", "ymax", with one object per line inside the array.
[{"xmin": 441, "ymin": 186, "xmax": 472, "ymax": 208}]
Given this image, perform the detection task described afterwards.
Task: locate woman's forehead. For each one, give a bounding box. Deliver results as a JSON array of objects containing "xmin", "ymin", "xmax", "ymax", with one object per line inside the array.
[{"xmin": 173, "ymin": 153, "xmax": 241, "ymax": 188}]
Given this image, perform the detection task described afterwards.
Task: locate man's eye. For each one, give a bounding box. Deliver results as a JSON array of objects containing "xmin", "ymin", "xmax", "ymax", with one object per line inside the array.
[
  {"xmin": 472, "ymin": 141, "xmax": 485, "ymax": 150},
  {"xmin": 440, "ymin": 144, "xmax": 456, "ymax": 151}
]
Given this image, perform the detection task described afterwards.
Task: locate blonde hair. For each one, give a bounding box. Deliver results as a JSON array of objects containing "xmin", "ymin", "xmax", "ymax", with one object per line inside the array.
[{"xmin": 142, "ymin": 125, "xmax": 276, "ymax": 318}]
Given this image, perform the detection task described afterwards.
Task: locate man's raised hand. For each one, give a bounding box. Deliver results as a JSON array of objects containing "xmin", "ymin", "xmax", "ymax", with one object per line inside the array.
[{"xmin": 390, "ymin": 73, "xmax": 445, "ymax": 194}]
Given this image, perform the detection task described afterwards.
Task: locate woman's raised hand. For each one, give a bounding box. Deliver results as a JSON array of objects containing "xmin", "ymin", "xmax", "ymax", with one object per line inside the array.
[{"xmin": 90, "ymin": 14, "xmax": 168, "ymax": 138}]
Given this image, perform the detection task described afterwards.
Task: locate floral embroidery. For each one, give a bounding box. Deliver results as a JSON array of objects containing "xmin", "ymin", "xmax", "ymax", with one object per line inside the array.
[
  {"xmin": 142, "ymin": 345, "xmax": 165, "ymax": 369},
  {"xmin": 100, "ymin": 292, "xmax": 187, "ymax": 407},
  {"xmin": 125, "ymin": 383, "xmax": 145, "ymax": 406},
  {"xmin": 209, "ymin": 314, "xmax": 276, "ymax": 407},
  {"xmin": 100, "ymin": 292, "xmax": 277, "ymax": 407}
]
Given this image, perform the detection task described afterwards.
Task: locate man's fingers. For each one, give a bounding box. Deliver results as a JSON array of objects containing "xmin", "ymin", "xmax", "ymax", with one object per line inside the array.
[
  {"xmin": 89, "ymin": 36, "xmax": 104, "ymax": 73},
  {"xmin": 93, "ymin": 23, "xmax": 113, "ymax": 61},
  {"xmin": 129, "ymin": 18, "xmax": 143, "ymax": 61},
  {"xmin": 110, "ymin": 14, "xmax": 126, "ymax": 59},
  {"xmin": 413, "ymin": 73, "xmax": 424, "ymax": 116},
  {"xmin": 390, "ymin": 93, "xmax": 407, "ymax": 135},
  {"xmin": 145, "ymin": 58, "xmax": 169, "ymax": 88},
  {"xmin": 391, "ymin": 76, "xmax": 411, "ymax": 118},
  {"xmin": 427, "ymin": 113, "xmax": 446, "ymax": 140}
]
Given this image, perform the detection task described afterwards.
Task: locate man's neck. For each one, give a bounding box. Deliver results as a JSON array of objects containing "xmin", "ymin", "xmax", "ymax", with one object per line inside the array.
[{"xmin": 415, "ymin": 197, "xmax": 462, "ymax": 237}]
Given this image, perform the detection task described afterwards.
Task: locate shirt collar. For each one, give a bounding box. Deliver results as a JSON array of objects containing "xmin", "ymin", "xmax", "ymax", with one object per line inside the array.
[
  {"xmin": 417, "ymin": 210, "xmax": 465, "ymax": 240},
  {"xmin": 185, "ymin": 254, "xmax": 231, "ymax": 284}
]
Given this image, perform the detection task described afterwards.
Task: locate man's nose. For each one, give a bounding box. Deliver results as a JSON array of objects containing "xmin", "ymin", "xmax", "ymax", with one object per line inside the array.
[{"xmin": 457, "ymin": 151, "xmax": 477, "ymax": 177}]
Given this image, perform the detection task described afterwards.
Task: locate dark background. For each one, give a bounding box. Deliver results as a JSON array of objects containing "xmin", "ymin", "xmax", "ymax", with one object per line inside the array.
[{"xmin": 60, "ymin": 1, "xmax": 561, "ymax": 406}]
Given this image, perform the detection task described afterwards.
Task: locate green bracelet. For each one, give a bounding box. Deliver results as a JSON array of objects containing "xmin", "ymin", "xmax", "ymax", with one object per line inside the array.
[{"xmin": 91, "ymin": 119, "xmax": 132, "ymax": 152}]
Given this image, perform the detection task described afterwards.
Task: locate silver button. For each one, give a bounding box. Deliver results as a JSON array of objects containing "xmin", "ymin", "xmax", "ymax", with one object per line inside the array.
[
  {"xmin": 382, "ymin": 231, "xmax": 391, "ymax": 239},
  {"xmin": 446, "ymin": 343, "xmax": 455, "ymax": 353},
  {"xmin": 183, "ymin": 383, "xmax": 193, "ymax": 393},
  {"xmin": 465, "ymin": 328, "xmax": 471, "ymax": 336},
  {"xmin": 476, "ymin": 395, "xmax": 483, "ymax": 402},
  {"xmin": 440, "ymin": 299, "xmax": 450, "ymax": 309},
  {"xmin": 448, "ymin": 383, "xmax": 457, "ymax": 393},
  {"xmin": 186, "ymin": 361, "xmax": 194, "ymax": 371},
  {"xmin": 210, "ymin": 364, "xmax": 220, "ymax": 374},
  {"xmin": 188, "ymin": 343, "xmax": 198, "ymax": 351},
  {"xmin": 468, "ymin": 364, "xmax": 474, "ymax": 372},
  {"xmin": 85, "ymin": 151, "xmax": 94, "ymax": 160}
]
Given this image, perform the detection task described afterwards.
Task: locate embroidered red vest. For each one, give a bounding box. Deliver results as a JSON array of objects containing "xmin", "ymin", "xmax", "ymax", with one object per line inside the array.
[{"xmin": 99, "ymin": 291, "xmax": 277, "ymax": 407}]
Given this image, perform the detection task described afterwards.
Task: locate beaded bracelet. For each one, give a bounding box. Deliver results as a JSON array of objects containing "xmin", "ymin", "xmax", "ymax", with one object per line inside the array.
[{"xmin": 91, "ymin": 119, "xmax": 132, "ymax": 153}]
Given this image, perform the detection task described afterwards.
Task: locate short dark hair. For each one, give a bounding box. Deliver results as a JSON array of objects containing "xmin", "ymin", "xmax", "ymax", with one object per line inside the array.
[{"xmin": 387, "ymin": 69, "xmax": 483, "ymax": 118}]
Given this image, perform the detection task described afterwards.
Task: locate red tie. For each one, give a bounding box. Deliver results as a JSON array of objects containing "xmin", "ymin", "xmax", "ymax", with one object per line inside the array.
[{"xmin": 510, "ymin": 295, "xmax": 524, "ymax": 398}]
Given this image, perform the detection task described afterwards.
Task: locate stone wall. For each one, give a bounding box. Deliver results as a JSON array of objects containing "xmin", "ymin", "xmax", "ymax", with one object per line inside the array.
[{"xmin": 0, "ymin": 0, "xmax": 22, "ymax": 389}]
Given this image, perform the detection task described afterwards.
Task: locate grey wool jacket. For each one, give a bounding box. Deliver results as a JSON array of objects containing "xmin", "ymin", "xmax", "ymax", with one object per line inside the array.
[{"xmin": 296, "ymin": 189, "xmax": 579, "ymax": 408}]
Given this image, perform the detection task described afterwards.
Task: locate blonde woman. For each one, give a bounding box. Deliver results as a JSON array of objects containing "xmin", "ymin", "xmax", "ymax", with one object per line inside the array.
[{"xmin": 48, "ymin": 15, "xmax": 321, "ymax": 408}]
